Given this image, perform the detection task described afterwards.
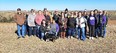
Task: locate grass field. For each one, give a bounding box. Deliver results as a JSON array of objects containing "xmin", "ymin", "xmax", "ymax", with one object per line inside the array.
[{"xmin": 0, "ymin": 20, "xmax": 116, "ymax": 53}]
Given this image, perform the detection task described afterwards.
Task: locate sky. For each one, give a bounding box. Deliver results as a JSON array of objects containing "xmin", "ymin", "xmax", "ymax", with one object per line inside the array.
[{"xmin": 0, "ymin": 0, "xmax": 116, "ymax": 11}]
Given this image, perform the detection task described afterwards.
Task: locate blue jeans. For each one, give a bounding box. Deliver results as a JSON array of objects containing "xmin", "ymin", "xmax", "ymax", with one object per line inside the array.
[
  {"xmin": 100, "ymin": 25, "xmax": 106, "ymax": 37},
  {"xmin": 41, "ymin": 33, "xmax": 45, "ymax": 39},
  {"xmin": 28, "ymin": 26, "xmax": 37, "ymax": 36},
  {"xmin": 37, "ymin": 25, "xmax": 40, "ymax": 37},
  {"xmin": 81, "ymin": 27, "xmax": 86, "ymax": 41},
  {"xmin": 17, "ymin": 24, "xmax": 26, "ymax": 37},
  {"xmin": 101, "ymin": 26, "xmax": 106, "ymax": 37},
  {"xmin": 103, "ymin": 27, "xmax": 106, "ymax": 37},
  {"xmin": 95, "ymin": 27, "xmax": 99, "ymax": 36},
  {"xmin": 68, "ymin": 28, "xmax": 75, "ymax": 36},
  {"xmin": 76, "ymin": 27, "xmax": 81, "ymax": 39}
]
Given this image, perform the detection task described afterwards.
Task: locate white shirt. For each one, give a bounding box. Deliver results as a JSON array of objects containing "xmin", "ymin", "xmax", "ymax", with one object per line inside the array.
[
  {"xmin": 76, "ymin": 17, "xmax": 86, "ymax": 28},
  {"xmin": 27, "ymin": 13, "xmax": 36, "ymax": 26}
]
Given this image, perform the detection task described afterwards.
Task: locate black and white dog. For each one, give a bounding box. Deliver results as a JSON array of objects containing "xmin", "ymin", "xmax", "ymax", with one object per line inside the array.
[{"xmin": 44, "ymin": 32, "xmax": 58, "ymax": 42}]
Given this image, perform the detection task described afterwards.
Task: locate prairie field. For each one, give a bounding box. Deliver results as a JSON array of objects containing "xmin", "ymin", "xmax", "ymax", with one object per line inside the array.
[
  {"xmin": 0, "ymin": 11, "xmax": 116, "ymax": 53},
  {"xmin": 0, "ymin": 20, "xmax": 116, "ymax": 53}
]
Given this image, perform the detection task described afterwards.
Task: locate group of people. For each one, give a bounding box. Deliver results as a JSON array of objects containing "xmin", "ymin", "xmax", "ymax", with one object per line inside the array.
[{"xmin": 14, "ymin": 8, "xmax": 108, "ymax": 41}]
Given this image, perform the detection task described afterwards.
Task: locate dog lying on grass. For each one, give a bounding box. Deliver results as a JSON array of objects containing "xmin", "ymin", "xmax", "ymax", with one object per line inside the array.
[{"xmin": 44, "ymin": 32, "xmax": 58, "ymax": 42}]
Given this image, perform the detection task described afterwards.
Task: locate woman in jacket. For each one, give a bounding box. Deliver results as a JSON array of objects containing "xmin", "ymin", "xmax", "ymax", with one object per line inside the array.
[
  {"xmin": 76, "ymin": 11, "xmax": 86, "ymax": 41},
  {"xmin": 59, "ymin": 12, "xmax": 67, "ymax": 38},
  {"xmin": 39, "ymin": 19, "xmax": 47, "ymax": 40},
  {"xmin": 35, "ymin": 10, "xmax": 45, "ymax": 37}
]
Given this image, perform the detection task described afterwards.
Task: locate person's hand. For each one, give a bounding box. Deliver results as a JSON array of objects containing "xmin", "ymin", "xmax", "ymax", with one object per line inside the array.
[
  {"xmin": 79, "ymin": 23, "xmax": 81, "ymax": 25},
  {"xmin": 106, "ymin": 25, "xmax": 107, "ymax": 27}
]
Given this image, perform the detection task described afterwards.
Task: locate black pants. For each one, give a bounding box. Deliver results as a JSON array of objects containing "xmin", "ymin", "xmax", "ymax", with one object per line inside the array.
[
  {"xmin": 89, "ymin": 25, "xmax": 95, "ymax": 37},
  {"xmin": 28, "ymin": 26, "xmax": 37, "ymax": 36}
]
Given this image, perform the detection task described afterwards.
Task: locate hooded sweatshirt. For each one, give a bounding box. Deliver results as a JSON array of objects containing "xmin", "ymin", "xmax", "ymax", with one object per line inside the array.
[{"xmin": 89, "ymin": 16, "xmax": 95, "ymax": 25}]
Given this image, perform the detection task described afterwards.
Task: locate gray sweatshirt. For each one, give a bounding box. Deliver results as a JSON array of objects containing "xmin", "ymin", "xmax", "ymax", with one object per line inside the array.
[{"xmin": 27, "ymin": 13, "xmax": 36, "ymax": 26}]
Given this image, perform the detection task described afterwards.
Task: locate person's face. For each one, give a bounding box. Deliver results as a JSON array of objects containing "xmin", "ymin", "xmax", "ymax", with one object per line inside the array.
[
  {"xmin": 56, "ymin": 11, "xmax": 58, "ymax": 15},
  {"xmin": 99, "ymin": 11, "xmax": 103, "ymax": 15},
  {"xmin": 43, "ymin": 21, "xmax": 46, "ymax": 24},
  {"xmin": 91, "ymin": 11, "xmax": 94, "ymax": 15},
  {"xmin": 94, "ymin": 11, "xmax": 98, "ymax": 14},
  {"xmin": 71, "ymin": 12, "xmax": 73, "ymax": 14},
  {"xmin": 84, "ymin": 12, "xmax": 87, "ymax": 15},
  {"xmin": 103, "ymin": 11, "xmax": 107, "ymax": 15},
  {"xmin": 45, "ymin": 11, "xmax": 48, "ymax": 15},
  {"xmin": 38, "ymin": 11, "xmax": 42, "ymax": 14},
  {"xmin": 17, "ymin": 10, "xmax": 21, "ymax": 14},
  {"xmin": 78, "ymin": 12, "xmax": 82, "ymax": 17},
  {"xmin": 48, "ymin": 22, "xmax": 50, "ymax": 25},
  {"xmin": 62, "ymin": 13, "xmax": 64, "ymax": 17},
  {"xmin": 31, "ymin": 10, "xmax": 34, "ymax": 13},
  {"xmin": 65, "ymin": 11, "xmax": 68, "ymax": 13},
  {"xmin": 52, "ymin": 20, "xmax": 55, "ymax": 24},
  {"xmin": 75, "ymin": 11, "xmax": 78, "ymax": 14}
]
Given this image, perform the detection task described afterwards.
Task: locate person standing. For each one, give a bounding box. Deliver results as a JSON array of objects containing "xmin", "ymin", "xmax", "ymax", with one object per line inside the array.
[
  {"xmin": 83, "ymin": 10, "xmax": 89, "ymax": 36},
  {"xmin": 88, "ymin": 11, "xmax": 95, "ymax": 39},
  {"xmin": 67, "ymin": 11, "xmax": 76, "ymax": 39},
  {"xmin": 59, "ymin": 12, "xmax": 67, "ymax": 38},
  {"xmin": 94, "ymin": 9, "xmax": 99, "ymax": 38},
  {"xmin": 76, "ymin": 11, "xmax": 86, "ymax": 41},
  {"xmin": 52, "ymin": 10, "xmax": 60, "ymax": 24},
  {"xmin": 44, "ymin": 11, "xmax": 52, "ymax": 24},
  {"xmin": 98, "ymin": 10, "xmax": 104, "ymax": 37},
  {"xmin": 35, "ymin": 10, "xmax": 45, "ymax": 37},
  {"xmin": 102, "ymin": 10, "xmax": 108, "ymax": 38},
  {"xmin": 27, "ymin": 9, "xmax": 37, "ymax": 36},
  {"xmin": 14, "ymin": 8, "xmax": 26, "ymax": 39},
  {"xmin": 64, "ymin": 8, "xmax": 69, "ymax": 18}
]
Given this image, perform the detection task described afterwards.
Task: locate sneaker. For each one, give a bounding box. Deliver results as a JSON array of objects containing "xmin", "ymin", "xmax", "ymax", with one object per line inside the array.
[
  {"xmin": 68, "ymin": 36, "xmax": 71, "ymax": 39},
  {"xmin": 22, "ymin": 36, "xmax": 25, "ymax": 38},
  {"xmin": 96, "ymin": 36, "xmax": 98, "ymax": 38},
  {"xmin": 91, "ymin": 37, "xmax": 94, "ymax": 40},
  {"xmin": 71, "ymin": 36, "xmax": 73, "ymax": 39},
  {"xmin": 41, "ymin": 39, "xmax": 43, "ymax": 41},
  {"xmin": 102, "ymin": 36, "xmax": 105, "ymax": 38},
  {"xmin": 89, "ymin": 37, "xmax": 92, "ymax": 39},
  {"xmin": 17, "ymin": 37, "xmax": 21, "ymax": 39}
]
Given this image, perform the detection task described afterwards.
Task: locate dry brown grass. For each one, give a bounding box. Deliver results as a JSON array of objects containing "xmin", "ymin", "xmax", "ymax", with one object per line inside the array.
[{"xmin": 0, "ymin": 20, "xmax": 116, "ymax": 53}]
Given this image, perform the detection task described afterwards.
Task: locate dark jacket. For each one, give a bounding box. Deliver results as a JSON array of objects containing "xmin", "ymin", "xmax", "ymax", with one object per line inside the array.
[
  {"xmin": 98, "ymin": 14, "xmax": 103, "ymax": 26},
  {"xmin": 44, "ymin": 15, "xmax": 50, "ymax": 21},
  {"xmin": 53, "ymin": 14, "xmax": 60, "ymax": 23},
  {"xmin": 67, "ymin": 17, "xmax": 76, "ymax": 28},
  {"xmin": 59, "ymin": 17, "xmax": 67, "ymax": 28},
  {"xmin": 39, "ymin": 25, "xmax": 47, "ymax": 33},
  {"xmin": 94, "ymin": 14, "xmax": 99, "ymax": 27}
]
